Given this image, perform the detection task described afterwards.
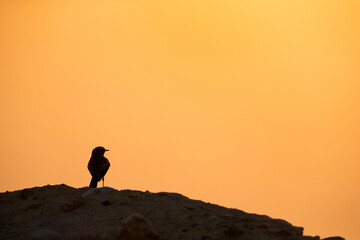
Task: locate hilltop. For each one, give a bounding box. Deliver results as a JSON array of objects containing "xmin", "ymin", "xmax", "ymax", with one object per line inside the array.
[{"xmin": 0, "ymin": 184, "xmax": 344, "ymax": 240}]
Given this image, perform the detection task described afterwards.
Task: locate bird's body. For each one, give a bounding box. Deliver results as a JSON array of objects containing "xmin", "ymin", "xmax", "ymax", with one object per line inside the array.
[{"xmin": 88, "ymin": 146, "xmax": 110, "ymax": 188}]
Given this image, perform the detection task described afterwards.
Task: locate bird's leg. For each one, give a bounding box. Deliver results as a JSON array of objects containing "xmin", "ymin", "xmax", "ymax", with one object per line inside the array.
[{"xmin": 102, "ymin": 177, "xmax": 104, "ymax": 187}]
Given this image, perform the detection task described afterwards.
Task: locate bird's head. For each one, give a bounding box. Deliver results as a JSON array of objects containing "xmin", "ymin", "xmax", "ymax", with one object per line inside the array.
[{"xmin": 92, "ymin": 146, "xmax": 109, "ymax": 156}]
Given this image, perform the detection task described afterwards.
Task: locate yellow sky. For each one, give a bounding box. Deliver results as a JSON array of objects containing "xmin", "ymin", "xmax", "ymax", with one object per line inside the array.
[{"xmin": 0, "ymin": 1, "xmax": 359, "ymax": 239}]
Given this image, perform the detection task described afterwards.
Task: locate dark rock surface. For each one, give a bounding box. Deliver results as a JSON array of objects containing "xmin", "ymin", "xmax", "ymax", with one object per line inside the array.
[{"xmin": 0, "ymin": 184, "xmax": 344, "ymax": 240}]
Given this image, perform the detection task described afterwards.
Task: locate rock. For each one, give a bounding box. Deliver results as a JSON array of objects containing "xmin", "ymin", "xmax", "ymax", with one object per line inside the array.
[
  {"xmin": 119, "ymin": 213, "xmax": 160, "ymax": 240},
  {"xmin": 81, "ymin": 187, "xmax": 116, "ymax": 198},
  {"xmin": 60, "ymin": 197, "xmax": 85, "ymax": 212},
  {"xmin": 30, "ymin": 229, "xmax": 59, "ymax": 240},
  {"xmin": 0, "ymin": 185, "xmax": 344, "ymax": 240},
  {"xmin": 81, "ymin": 188, "xmax": 97, "ymax": 198}
]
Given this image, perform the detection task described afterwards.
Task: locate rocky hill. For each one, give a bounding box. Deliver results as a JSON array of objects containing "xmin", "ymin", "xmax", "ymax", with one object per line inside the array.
[{"xmin": 0, "ymin": 184, "xmax": 344, "ymax": 240}]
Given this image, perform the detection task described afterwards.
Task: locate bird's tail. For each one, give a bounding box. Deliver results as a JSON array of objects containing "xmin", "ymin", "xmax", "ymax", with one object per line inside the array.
[{"xmin": 89, "ymin": 176, "xmax": 98, "ymax": 188}]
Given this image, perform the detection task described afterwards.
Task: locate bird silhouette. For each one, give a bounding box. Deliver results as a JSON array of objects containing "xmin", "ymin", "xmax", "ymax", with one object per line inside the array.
[{"xmin": 88, "ymin": 146, "xmax": 110, "ymax": 188}]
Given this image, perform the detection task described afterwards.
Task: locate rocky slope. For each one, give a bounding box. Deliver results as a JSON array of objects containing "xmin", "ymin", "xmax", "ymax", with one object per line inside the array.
[{"xmin": 0, "ymin": 184, "xmax": 344, "ymax": 240}]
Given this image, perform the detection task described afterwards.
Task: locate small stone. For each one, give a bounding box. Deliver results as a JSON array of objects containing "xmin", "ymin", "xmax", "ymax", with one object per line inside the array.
[{"xmin": 119, "ymin": 213, "xmax": 160, "ymax": 240}]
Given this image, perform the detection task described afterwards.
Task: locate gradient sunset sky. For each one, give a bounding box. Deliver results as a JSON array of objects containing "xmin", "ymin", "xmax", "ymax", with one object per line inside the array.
[{"xmin": 0, "ymin": 1, "xmax": 359, "ymax": 239}]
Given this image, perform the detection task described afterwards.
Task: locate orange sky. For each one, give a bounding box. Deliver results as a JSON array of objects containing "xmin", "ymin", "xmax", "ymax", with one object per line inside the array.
[{"xmin": 0, "ymin": 0, "xmax": 359, "ymax": 239}]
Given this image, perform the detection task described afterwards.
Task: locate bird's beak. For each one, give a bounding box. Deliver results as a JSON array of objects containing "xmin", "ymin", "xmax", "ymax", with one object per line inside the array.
[{"xmin": 105, "ymin": 149, "xmax": 109, "ymax": 151}]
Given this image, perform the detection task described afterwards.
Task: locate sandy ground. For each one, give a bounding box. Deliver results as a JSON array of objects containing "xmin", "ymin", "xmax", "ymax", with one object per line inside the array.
[{"xmin": 0, "ymin": 184, "xmax": 344, "ymax": 240}]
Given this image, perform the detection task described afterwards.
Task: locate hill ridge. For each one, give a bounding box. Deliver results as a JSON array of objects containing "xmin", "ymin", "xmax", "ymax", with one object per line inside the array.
[{"xmin": 0, "ymin": 184, "xmax": 344, "ymax": 240}]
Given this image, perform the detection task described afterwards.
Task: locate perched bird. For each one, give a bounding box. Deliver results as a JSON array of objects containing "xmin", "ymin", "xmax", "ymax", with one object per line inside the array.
[{"xmin": 88, "ymin": 146, "xmax": 110, "ymax": 188}]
